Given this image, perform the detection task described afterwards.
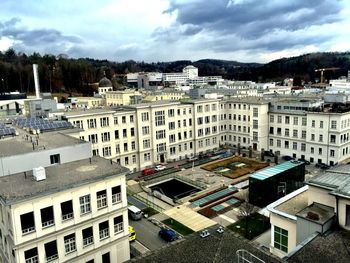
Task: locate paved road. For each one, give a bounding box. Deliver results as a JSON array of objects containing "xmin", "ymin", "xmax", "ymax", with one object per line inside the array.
[
  {"xmin": 127, "ymin": 196, "xmax": 147, "ymax": 209},
  {"xmin": 129, "ymin": 218, "xmax": 167, "ymax": 250}
]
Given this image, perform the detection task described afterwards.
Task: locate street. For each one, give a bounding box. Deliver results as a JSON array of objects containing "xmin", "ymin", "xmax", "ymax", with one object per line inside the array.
[{"xmin": 129, "ymin": 218, "xmax": 167, "ymax": 250}]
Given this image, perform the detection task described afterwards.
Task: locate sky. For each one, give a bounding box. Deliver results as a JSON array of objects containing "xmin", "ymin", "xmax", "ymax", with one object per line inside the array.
[{"xmin": 0, "ymin": 0, "xmax": 349, "ymax": 63}]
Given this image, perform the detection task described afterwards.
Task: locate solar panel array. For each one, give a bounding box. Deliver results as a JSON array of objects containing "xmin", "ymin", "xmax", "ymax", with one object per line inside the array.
[
  {"xmin": 0, "ymin": 123, "xmax": 16, "ymax": 137},
  {"xmin": 13, "ymin": 118, "xmax": 73, "ymax": 132}
]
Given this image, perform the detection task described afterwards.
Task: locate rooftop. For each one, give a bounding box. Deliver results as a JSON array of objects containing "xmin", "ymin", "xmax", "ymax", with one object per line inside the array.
[
  {"xmin": 133, "ymin": 225, "xmax": 283, "ymax": 263},
  {"xmin": 296, "ymin": 203, "xmax": 334, "ymax": 225},
  {"xmin": 0, "ymin": 156, "xmax": 128, "ymax": 205},
  {"xmin": 276, "ymin": 190, "xmax": 308, "ymax": 216},
  {"xmin": 0, "ymin": 128, "xmax": 86, "ymax": 157},
  {"xmin": 225, "ymin": 97, "xmax": 270, "ymax": 104},
  {"xmin": 63, "ymin": 107, "xmax": 117, "ymax": 117},
  {"xmin": 250, "ymin": 161, "xmax": 303, "ymax": 181},
  {"xmin": 287, "ymin": 228, "xmax": 350, "ymax": 263},
  {"xmin": 306, "ymin": 169, "xmax": 350, "ymax": 190}
]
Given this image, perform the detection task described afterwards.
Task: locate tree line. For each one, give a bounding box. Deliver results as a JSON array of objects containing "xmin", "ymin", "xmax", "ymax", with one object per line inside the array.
[{"xmin": 1, "ymin": 49, "xmax": 349, "ymax": 96}]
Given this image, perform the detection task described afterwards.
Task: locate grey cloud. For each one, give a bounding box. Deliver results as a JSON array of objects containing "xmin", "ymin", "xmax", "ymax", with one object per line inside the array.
[
  {"xmin": 0, "ymin": 18, "xmax": 82, "ymax": 54},
  {"xmin": 154, "ymin": 0, "xmax": 344, "ymax": 54}
]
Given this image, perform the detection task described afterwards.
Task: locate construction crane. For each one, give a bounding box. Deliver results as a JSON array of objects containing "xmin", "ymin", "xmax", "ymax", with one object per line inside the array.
[{"xmin": 315, "ymin": 67, "xmax": 340, "ymax": 84}]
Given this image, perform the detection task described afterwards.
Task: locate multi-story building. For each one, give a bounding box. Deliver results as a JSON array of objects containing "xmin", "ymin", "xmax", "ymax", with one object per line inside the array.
[
  {"xmin": 105, "ymin": 90, "xmax": 143, "ymax": 106},
  {"xmin": 0, "ymin": 128, "xmax": 130, "ymax": 263},
  {"xmin": 267, "ymin": 97, "xmax": 350, "ymax": 165}
]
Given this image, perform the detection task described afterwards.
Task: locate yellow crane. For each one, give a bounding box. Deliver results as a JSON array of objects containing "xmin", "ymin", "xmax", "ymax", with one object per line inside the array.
[{"xmin": 315, "ymin": 67, "xmax": 339, "ymax": 84}]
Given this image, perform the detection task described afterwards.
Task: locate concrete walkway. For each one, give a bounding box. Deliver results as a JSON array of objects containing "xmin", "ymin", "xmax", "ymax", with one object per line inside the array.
[
  {"xmin": 164, "ymin": 205, "xmax": 216, "ymax": 231},
  {"xmin": 137, "ymin": 191, "xmax": 173, "ymax": 210},
  {"xmin": 253, "ymin": 229, "xmax": 271, "ymax": 248}
]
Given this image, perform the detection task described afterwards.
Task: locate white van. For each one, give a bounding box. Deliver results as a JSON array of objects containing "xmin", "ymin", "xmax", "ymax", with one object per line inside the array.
[{"xmin": 128, "ymin": 205, "xmax": 143, "ymax": 221}]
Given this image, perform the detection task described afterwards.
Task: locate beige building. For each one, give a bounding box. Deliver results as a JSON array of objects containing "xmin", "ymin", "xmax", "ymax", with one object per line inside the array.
[
  {"xmin": 267, "ymin": 165, "xmax": 350, "ymax": 258},
  {"xmin": 105, "ymin": 90, "xmax": 142, "ymax": 106},
  {"xmin": 142, "ymin": 90, "xmax": 188, "ymax": 102}
]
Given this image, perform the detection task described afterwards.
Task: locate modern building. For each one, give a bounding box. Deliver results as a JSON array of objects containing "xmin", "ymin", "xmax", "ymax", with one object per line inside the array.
[
  {"xmin": 105, "ymin": 90, "xmax": 143, "ymax": 106},
  {"xmin": 0, "ymin": 127, "xmax": 130, "ymax": 263},
  {"xmin": 249, "ymin": 160, "xmax": 305, "ymax": 207}
]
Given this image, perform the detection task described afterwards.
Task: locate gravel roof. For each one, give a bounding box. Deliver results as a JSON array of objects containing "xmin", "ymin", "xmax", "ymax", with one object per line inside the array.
[
  {"xmin": 132, "ymin": 226, "xmax": 284, "ymax": 263},
  {"xmin": 287, "ymin": 229, "xmax": 350, "ymax": 263}
]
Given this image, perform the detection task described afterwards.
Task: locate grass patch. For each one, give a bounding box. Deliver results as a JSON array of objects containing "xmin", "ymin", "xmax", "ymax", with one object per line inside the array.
[
  {"xmin": 142, "ymin": 207, "xmax": 159, "ymax": 217},
  {"xmin": 227, "ymin": 213, "xmax": 270, "ymax": 240},
  {"xmin": 162, "ymin": 218, "xmax": 194, "ymax": 236}
]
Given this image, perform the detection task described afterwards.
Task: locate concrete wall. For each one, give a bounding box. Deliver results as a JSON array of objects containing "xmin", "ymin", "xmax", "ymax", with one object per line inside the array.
[
  {"xmin": 270, "ymin": 213, "xmax": 297, "ymax": 257},
  {"xmin": 307, "ymin": 186, "xmax": 335, "ymax": 208},
  {"xmin": 337, "ymin": 198, "xmax": 350, "ymax": 230},
  {"xmin": 0, "ymin": 142, "xmax": 92, "ymax": 177}
]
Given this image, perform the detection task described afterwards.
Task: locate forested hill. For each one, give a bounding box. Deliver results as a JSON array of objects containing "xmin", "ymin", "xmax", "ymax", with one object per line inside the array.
[{"xmin": 0, "ymin": 49, "xmax": 349, "ymax": 96}]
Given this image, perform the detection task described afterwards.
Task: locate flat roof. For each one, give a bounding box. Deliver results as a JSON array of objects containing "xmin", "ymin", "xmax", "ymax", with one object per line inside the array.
[
  {"xmin": 0, "ymin": 156, "xmax": 128, "ymax": 205},
  {"xmin": 0, "ymin": 127, "xmax": 86, "ymax": 157},
  {"xmin": 225, "ymin": 97, "xmax": 269, "ymax": 104},
  {"xmin": 276, "ymin": 190, "xmax": 308, "ymax": 216},
  {"xmin": 127, "ymin": 101, "xmax": 181, "ymax": 108},
  {"xmin": 63, "ymin": 108, "xmax": 116, "ymax": 117},
  {"xmin": 287, "ymin": 229, "xmax": 350, "ymax": 263},
  {"xmin": 296, "ymin": 203, "xmax": 334, "ymax": 225},
  {"xmin": 307, "ymin": 171, "xmax": 350, "ymax": 190},
  {"xmin": 250, "ymin": 161, "xmax": 303, "ymax": 181}
]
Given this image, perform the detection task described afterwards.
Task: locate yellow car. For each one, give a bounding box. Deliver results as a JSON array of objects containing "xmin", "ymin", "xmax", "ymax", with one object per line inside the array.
[{"xmin": 129, "ymin": 226, "xmax": 136, "ymax": 242}]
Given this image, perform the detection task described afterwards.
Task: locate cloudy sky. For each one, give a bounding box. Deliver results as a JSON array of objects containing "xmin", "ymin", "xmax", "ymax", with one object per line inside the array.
[{"xmin": 0, "ymin": 0, "xmax": 349, "ymax": 63}]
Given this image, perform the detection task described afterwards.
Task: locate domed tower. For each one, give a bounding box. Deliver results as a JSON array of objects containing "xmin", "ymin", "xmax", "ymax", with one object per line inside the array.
[{"xmin": 98, "ymin": 73, "xmax": 113, "ymax": 96}]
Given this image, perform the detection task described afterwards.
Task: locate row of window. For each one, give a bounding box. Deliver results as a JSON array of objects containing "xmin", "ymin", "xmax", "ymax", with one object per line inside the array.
[
  {"xmin": 20, "ymin": 187, "xmax": 122, "ymax": 235},
  {"xmin": 24, "ymin": 217, "xmax": 122, "ymax": 262}
]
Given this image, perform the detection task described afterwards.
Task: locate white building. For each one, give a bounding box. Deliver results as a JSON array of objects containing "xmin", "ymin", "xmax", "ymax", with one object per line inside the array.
[{"xmin": 0, "ymin": 129, "xmax": 130, "ymax": 263}]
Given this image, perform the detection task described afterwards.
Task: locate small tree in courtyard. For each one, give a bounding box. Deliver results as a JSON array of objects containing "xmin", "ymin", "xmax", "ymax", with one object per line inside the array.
[{"xmin": 237, "ymin": 190, "xmax": 258, "ymax": 239}]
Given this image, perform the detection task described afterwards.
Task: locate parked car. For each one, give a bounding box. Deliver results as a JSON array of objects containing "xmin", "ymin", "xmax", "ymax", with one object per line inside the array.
[
  {"xmin": 315, "ymin": 163, "xmax": 330, "ymax": 170},
  {"xmin": 217, "ymin": 226, "xmax": 225, "ymax": 234},
  {"xmin": 187, "ymin": 156, "xmax": 198, "ymax": 162},
  {"xmin": 282, "ymin": 155, "xmax": 294, "ymax": 161},
  {"xmin": 200, "ymin": 229, "xmax": 210, "ymax": 238},
  {"xmin": 264, "ymin": 151, "xmax": 275, "ymax": 157},
  {"xmin": 159, "ymin": 229, "xmax": 177, "ymax": 242},
  {"xmin": 155, "ymin": 165, "xmax": 167, "ymax": 171},
  {"xmin": 141, "ymin": 168, "xmax": 156, "ymax": 177},
  {"xmin": 128, "ymin": 205, "xmax": 143, "ymax": 221},
  {"xmin": 298, "ymin": 159, "xmax": 311, "ymax": 165}
]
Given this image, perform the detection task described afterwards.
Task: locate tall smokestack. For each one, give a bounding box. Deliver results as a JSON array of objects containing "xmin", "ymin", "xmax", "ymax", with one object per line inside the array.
[{"xmin": 33, "ymin": 64, "xmax": 40, "ymax": 99}]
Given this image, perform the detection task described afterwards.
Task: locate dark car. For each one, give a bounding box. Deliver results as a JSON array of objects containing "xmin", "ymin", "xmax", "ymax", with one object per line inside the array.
[
  {"xmin": 315, "ymin": 163, "xmax": 330, "ymax": 170},
  {"xmin": 159, "ymin": 229, "xmax": 177, "ymax": 242},
  {"xmin": 264, "ymin": 151, "xmax": 275, "ymax": 157},
  {"xmin": 298, "ymin": 159, "xmax": 310, "ymax": 165},
  {"xmin": 282, "ymin": 155, "xmax": 294, "ymax": 161}
]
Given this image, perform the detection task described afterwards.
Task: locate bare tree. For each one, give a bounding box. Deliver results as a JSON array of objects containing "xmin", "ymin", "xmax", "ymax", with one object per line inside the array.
[{"xmin": 237, "ymin": 190, "xmax": 258, "ymax": 239}]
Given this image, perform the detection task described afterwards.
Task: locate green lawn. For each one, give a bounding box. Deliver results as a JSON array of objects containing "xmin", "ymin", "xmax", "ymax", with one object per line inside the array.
[
  {"xmin": 142, "ymin": 207, "xmax": 159, "ymax": 217},
  {"xmin": 227, "ymin": 213, "xmax": 270, "ymax": 240},
  {"xmin": 162, "ymin": 218, "xmax": 194, "ymax": 236}
]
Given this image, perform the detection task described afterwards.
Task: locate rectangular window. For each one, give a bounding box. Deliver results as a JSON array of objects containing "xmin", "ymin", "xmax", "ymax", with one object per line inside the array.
[
  {"xmin": 270, "ymin": 115, "xmax": 274, "ymax": 123},
  {"xmin": 143, "ymin": 139, "xmax": 150, "ymax": 149},
  {"xmin": 99, "ymin": 221, "xmax": 109, "ymax": 240},
  {"xmin": 21, "ymin": 212, "xmax": 35, "ymax": 235},
  {"xmin": 40, "ymin": 206, "xmax": 54, "ymax": 228},
  {"xmin": 331, "ymin": 120, "xmax": 337, "ymax": 129},
  {"xmin": 142, "ymin": 126, "xmax": 150, "ymax": 135},
  {"xmin": 285, "ymin": 129, "xmax": 289, "ymax": 137},
  {"xmin": 330, "ymin": 149, "xmax": 335, "ymax": 157},
  {"xmin": 330, "ymin": 135, "xmax": 336, "ymax": 143},
  {"xmin": 293, "ymin": 117, "xmax": 298, "ymax": 125},
  {"xmin": 50, "ymin": 154, "xmax": 60, "ymax": 165},
  {"xmin": 24, "ymin": 247, "xmax": 38, "ymax": 263},
  {"xmin": 274, "ymin": 226, "xmax": 288, "ymax": 253},
  {"xmin": 320, "ymin": 121, "xmax": 324, "ymax": 128},
  {"xmin": 285, "ymin": 116, "xmax": 290, "ymax": 124},
  {"xmin": 102, "ymin": 252, "xmax": 110, "ymax": 263},
  {"xmin": 293, "ymin": 130, "xmax": 298, "ymax": 138},
  {"xmin": 301, "ymin": 130, "xmax": 306, "ymax": 139},
  {"xmin": 64, "ymin": 233, "xmax": 76, "ymax": 254},
  {"xmin": 97, "ymin": 190, "xmax": 107, "ymax": 209},
  {"xmin": 293, "ymin": 142, "xmax": 297, "ymax": 150},
  {"xmin": 80, "ymin": 195, "xmax": 91, "ymax": 214},
  {"xmin": 82, "ymin": 227, "xmax": 94, "ymax": 247},
  {"xmin": 269, "ymin": 139, "xmax": 273, "ymax": 146},
  {"xmin": 44, "ymin": 240, "xmax": 58, "ymax": 262},
  {"xmin": 301, "ymin": 143, "xmax": 306, "ymax": 152},
  {"xmin": 130, "ymin": 128, "xmax": 135, "ymax": 136},
  {"xmin": 311, "ymin": 120, "xmax": 315, "ymax": 128},
  {"xmin": 100, "ymin": 117, "xmax": 109, "ymax": 127},
  {"xmin": 155, "ymin": 110, "xmax": 165, "ymax": 126},
  {"xmin": 253, "ymin": 120, "xmax": 258, "ymax": 129},
  {"xmin": 253, "ymin": 108, "xmax": 258, "ymax": 117},
  {"xmin": 112, "ymin": 186, "xmax": 121, "ymax": 204},
  {"xmin": 141, "ymin": 112, "xmax": 149, "ymax": 121},
  {"xmin": 61, "ymin": 200, "xmax": 74, "ymax": 221},
  {"xmin": 114, "ymin": 215, "xmax": 123, "ymax": 234},
  {"xmin": 101, "ymin": 132, "xmax": 110, "ymax": 142},
  {"xmin": 302, "ymin": 117, "xmax": 307, "ymax": 126},
  {"xmin": 87, "ymin": 119, "xmax": 97, "ymax": 128},
  {"xmin": 277, "ymin": 116, "xmax": 282, "ymax": 123}
]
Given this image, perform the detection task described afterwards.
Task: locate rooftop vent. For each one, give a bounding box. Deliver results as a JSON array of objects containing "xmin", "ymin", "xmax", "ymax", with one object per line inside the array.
[{"xmin": 33, "ymin": 167, "xmax": 46, "ymax": 181}]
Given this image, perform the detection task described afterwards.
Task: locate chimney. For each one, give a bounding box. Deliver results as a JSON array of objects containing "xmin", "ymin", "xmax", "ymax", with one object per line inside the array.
[{"xmin": 33, "ymin": 64, "xmax": 40, "ymax": 99}]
